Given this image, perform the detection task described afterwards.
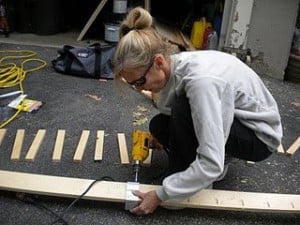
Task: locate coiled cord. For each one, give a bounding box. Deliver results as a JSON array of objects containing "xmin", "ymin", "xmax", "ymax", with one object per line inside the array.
[{"xmin": 0, "ymin": 50, "xmax": 47, "ymax": 128}]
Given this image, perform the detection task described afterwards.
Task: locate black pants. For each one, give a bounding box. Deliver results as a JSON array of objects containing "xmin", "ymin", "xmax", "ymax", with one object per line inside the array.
[{"xmin": 149, "ymin": 95, "xmax": 272, "ymax": 174}]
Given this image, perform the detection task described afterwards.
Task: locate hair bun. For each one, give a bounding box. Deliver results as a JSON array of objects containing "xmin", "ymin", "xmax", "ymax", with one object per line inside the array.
[
  {"xmin": 130, "ymin": 7, "xmax": 152, "ymax": 29},
  {"xmin": 120, "ymin": 7, "xmax": 152, "ymax": 37}
]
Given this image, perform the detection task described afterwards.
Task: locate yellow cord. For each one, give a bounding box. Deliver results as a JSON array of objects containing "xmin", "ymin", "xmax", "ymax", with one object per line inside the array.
[{"xmin": 0, "ymin": 50, "xmax": 47, "ymax": 128}]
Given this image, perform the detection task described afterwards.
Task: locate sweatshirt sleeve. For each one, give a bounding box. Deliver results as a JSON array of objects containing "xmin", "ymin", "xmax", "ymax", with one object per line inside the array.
[{"xmin": 156, "ymin": 77, "xmax": 234, "ymax": 201}]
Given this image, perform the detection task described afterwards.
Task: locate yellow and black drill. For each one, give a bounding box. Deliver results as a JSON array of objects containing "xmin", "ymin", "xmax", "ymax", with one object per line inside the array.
[
  {"xmin": 131, "ymin": 130, "xmax": 153, "ymax": 182},
  {"xmin": 125, "ymin": 130, "xmax": 163, "ymax": 210}
]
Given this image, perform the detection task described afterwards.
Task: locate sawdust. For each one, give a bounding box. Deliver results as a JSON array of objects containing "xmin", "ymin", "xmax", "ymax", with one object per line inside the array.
[{"xmin": 133, "ymin": 105, "xmax": 150, "ymax": 126}]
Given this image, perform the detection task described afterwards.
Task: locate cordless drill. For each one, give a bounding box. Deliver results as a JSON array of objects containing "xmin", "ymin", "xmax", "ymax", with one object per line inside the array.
[
  {"xmin": 132, "ymin": 130, "xmax": 153, "ymax": 182},
  {"xmin": 125, "ymin": 130, "xmax": 156, "ymax": 210}
]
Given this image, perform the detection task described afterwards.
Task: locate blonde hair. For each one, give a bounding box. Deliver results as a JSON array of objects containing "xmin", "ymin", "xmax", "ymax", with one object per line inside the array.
[{"xmin": 113, "ymin": 7, "xmax": 173, "ymax": 80}]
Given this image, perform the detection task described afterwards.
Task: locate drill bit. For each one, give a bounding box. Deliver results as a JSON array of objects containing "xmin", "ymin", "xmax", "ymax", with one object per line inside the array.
[{"xmin": 133, "ymin": 160, "xmax": 141, "ymax": 182}]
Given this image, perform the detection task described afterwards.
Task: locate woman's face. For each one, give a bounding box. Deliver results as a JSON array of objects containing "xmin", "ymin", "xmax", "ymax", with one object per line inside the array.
[{"xmin": 121, "ymin": 55, "xmax": 170, "ymax": 93}]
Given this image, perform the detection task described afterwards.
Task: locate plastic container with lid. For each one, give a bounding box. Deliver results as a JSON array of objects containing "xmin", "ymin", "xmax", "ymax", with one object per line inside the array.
[{"xmin": 104, "ymin": 23, "xmax": 120, "ymax": 42}]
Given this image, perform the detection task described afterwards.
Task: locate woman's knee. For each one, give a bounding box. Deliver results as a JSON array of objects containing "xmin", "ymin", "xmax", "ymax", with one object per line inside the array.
[
  {"xmin": 149, "ymin": 114, "xmax": 169, "ymax": 133},
  {"xmin": 149, "ymin": 114, "xmax": 170, "ymax": 148}
]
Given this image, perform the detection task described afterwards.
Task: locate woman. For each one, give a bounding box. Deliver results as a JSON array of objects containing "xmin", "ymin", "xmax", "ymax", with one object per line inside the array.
[{"xmin": 113, "ymin": 7, "xmax": 282, "ymax": 215}]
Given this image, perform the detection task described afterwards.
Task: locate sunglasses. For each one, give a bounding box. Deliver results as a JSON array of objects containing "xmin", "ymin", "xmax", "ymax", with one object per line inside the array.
[{"xmin": 128, "ymin": 61, "xmax": 154, "ymax": 87}]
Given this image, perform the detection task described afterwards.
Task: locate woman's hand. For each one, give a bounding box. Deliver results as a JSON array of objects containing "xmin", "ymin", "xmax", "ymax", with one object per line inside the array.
[{"xmin": 130, "ymin": 190, "xmax": 162, "ymax": 215}]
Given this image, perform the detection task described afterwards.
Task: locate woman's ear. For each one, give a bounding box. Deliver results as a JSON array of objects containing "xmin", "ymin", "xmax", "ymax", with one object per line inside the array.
[{"xmin": 153, "ymin": 54, "xmax": 165, "ymax": 69}]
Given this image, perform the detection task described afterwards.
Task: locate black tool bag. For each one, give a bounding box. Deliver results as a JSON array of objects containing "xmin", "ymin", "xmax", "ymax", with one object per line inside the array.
[{"xmin": 52, "ymin": 43, "xmax": 116, "ymax": 79}]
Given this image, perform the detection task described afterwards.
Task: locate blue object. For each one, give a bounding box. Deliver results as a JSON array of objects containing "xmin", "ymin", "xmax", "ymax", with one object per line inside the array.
[{"xmin": 214, "ymin": 15, "xmax": 222, "ymax": 38}]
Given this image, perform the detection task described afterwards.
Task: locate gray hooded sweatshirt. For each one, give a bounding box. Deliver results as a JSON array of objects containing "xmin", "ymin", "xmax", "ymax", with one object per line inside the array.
[{"xmin": 155, "ymin": 50, "xmax": 282, "ymax": 202}]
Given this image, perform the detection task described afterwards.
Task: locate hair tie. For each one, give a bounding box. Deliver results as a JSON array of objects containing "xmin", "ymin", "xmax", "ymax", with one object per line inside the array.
[{"xmin": 123, "ymin": 27, "xmax": 136, "ymax": 35}]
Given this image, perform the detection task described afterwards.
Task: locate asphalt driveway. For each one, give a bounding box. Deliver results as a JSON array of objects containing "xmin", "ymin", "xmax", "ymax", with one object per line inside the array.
[{"xmin": 0, "ymin": 42, "xmax": 299, "ymax": 225}]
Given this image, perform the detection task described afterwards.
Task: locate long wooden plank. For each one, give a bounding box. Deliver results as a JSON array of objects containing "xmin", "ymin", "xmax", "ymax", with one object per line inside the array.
[
  {"xmin": 286, "ymin": 137, "xmax": 300, "ymax": 155},
  {"xmin": 25, "ymin": 129, "xmax": 46, "ymax": 161},
  {"xmin": 77, "ymin": 0, "xmax": 108, "ymax": 41},
  {"xmin": 0, "ymin": 170, "xmax": 299, "ymax": 213},
  {"xmin": 73, "ymin": 130, "xmax": 90, "ymax": 162},
  {"xmin": 52, "ymin": 130, "xmax": 66, "ymax": 162},
  {"xmin": 94, "ymin": 130, "xmax": 104, "ymax": 161},
  {"xmin": 117, "ymin": 133, "xmax": 130, "ymax": 164},
  {"xmin": 10, "ymin": 129, "xmax": 25, "ymax": 161},
  {"xmin": 0, "ymin": 129, "xmax": 6, "ymax": 147}
]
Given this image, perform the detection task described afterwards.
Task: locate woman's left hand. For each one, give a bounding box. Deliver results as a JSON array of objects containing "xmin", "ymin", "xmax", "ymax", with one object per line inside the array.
[{"xmin": 130, "ymin": 190, "xmax": 162, "ymax": 215}]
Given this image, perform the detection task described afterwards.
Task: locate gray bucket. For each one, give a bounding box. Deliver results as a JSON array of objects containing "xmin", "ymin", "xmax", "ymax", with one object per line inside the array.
[
  {"xmin": 104, "ymin": 23, "xmax": 120, "ymax": 42},
  {"xmin": 113, "ymin": 0, "xmax": 127, "ymax": 14}
]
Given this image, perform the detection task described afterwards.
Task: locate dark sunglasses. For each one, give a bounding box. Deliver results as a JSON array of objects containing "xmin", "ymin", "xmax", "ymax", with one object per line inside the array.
[{"xmin": 128, "ymin": 61, "xmax": 154, "ymax": 87}]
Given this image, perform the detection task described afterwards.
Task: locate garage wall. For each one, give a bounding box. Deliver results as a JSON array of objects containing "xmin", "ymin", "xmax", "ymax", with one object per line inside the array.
[{"xmin": 247, "ymin": 0, "xmax": 299, "ymax": 79}]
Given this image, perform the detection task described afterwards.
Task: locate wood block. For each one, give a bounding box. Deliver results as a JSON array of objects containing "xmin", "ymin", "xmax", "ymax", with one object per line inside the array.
[
  {"xmin": 286, "ymin": 137, "xmax": 300, "ymax": 155},
  {"xmin": 52, "ymin": 130, "xmax": 66, "ymax": 162},
  {"xmin": 246, "ymin": 161, "xmax": 255, "ymax": 166},
  {"xmin": 277, "ymin": 144, "xmax": 285, "ymax": 154},
  {"xmin": 94, "ymin": 130, "xmax": 104, "ymax": 161},
  {"xmin": 25, "ymin": 129, "xmax": 46, "ymax": 161},
  {"xmin": 73, "ymin": 130, "xmax": 90, "ymax": 162},
  {"xmin": 117, "ymin": 133, "xmax": 130, "ymax": 164},
  {"xmin": 11, "ymin": 129, "xmax": 25, "ymax": 161},
  {"xmin": 0, "ymin": 129, "xmax": 6, "ymax": 147},
  {"xmin": 142, "ymin": 149, "xmax": 152, "ymax": 166},
  {"xmin": 0, "ymin": 169, "xmax": 299, "ymax": 213}
]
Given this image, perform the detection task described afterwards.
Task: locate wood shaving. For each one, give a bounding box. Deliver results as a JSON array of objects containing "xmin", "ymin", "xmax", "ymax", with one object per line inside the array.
[
  {"xmin": 85, "ymin": 94, "xmax": 101, "ymax": 101},
  {"xmin": 137, "ymin": 105, "xmax": 148, "ymax": 112},
  {"xmin": 133, "ymin": 118, "xmax": 148, "ymax": 126},
  {"xmin": 291, "ymin": 102, "xmax": 300, "ymax": 107},
  {"xmin": 133, "ymin": 112, "xmax": 143, "ymax": 118}
]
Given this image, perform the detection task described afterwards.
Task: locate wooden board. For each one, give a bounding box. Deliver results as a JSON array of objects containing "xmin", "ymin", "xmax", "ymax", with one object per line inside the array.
[
  {"xmin": 77, "ymin": 0, "xmax": 150, "ymax": 41},
  {"xmin": 246, "ymin": 161, "xmax": 255, "ymax": 166},
  {"xmin": 286, "ymin": 137, "xmax": 300, "ymax": 155},
  {"xmin": 73, "ymin": 130, "xmax": 90, "ymax": 162},
  {"xmin": 0, "ymin": 170, "xmax": 299, "ymax": 213},
  {"xmin": 143, "ymin": 149, "xmax": 152, "ymax": 166},
  {"xmin": 117, "ymin": 133, "xmax": 130, "ymax": 164},
  {"xmin": 77, "ymin": 0, "xmax": 108, "ymax": 41},
  {"xmin": 0, "ymin": 129, "xmax": 6, "ymax": 147},
  {"xmin": 94, "ymin": 130, "xmax": 104, "ymax": 161},
  {"xmin": 10, "ymin": 129, "xmax": 25, "ymax": 161},
  {"xmin": 25, "ymin": 129, "xmax": 46, "ymax": 161},
  {"xmin": 52, "ymin": 130, "xmax": 66, "ymax": 162},
  {"xmin": 153, "ymin": 19, "xmax": 194, "ymax": 51}
]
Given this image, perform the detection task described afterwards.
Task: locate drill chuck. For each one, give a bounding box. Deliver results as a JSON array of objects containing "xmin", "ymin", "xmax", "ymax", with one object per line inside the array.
[{"xmin": 133, "ymin": 160, "xmax": 141, "ymax": 182}]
